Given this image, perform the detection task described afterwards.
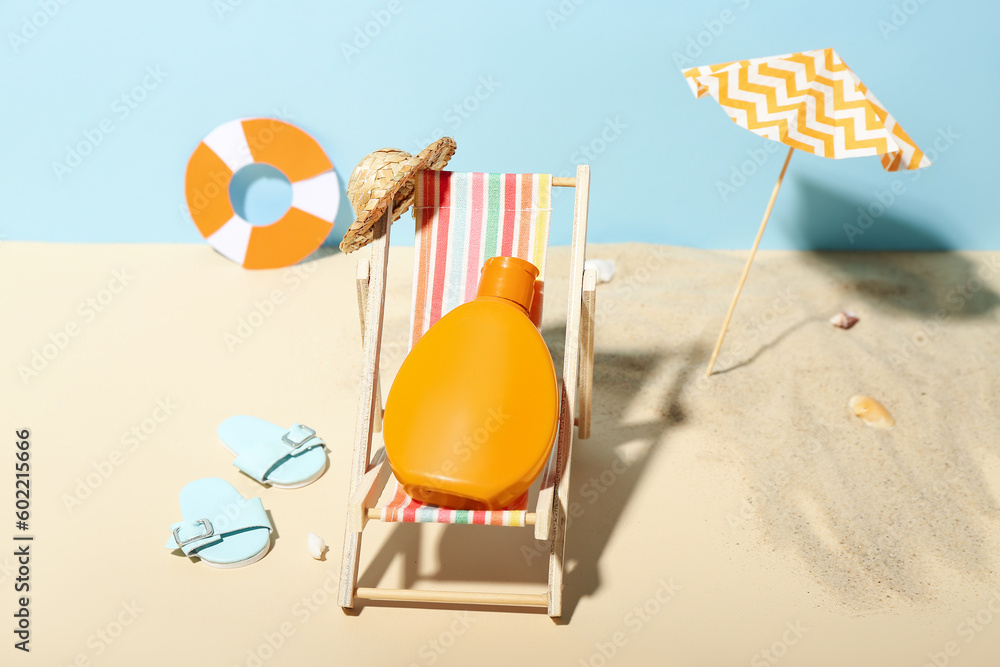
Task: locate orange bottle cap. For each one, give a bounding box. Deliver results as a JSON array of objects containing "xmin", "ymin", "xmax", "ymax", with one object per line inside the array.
[{"xmin": 477, "ymin": 256, "xmax": 539, "ymax": 312}]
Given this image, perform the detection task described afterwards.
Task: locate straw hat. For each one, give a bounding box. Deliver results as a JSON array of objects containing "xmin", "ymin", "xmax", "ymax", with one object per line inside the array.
[{"xmin": 339, "ymin": 137, "xmax": 456, "ymax": 253}]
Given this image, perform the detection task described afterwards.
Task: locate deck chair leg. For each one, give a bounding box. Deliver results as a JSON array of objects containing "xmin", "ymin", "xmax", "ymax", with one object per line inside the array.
[
  {"xmin": 339, "ymin": 531, "xmax": 363, "ymax": 608},
  {"xmin": 547, "ymin": 165, "xmax": 591, "ymax": 617},
  {"xmin": 547, "ymin": 400, "xmax": 571, "ymax": 617},
  {"xmin": 340, "ymin": 211, "xmax": 392, "ymax": 609}
]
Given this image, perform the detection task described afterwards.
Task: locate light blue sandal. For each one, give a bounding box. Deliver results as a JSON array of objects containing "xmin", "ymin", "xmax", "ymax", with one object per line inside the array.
[
  {"xmin": 165, "ymin": 478, "xmax": 272, "ymax": 568},
  {"xmin": 218, "ymin": 416, "xmax": 328, "ymax": 489}
]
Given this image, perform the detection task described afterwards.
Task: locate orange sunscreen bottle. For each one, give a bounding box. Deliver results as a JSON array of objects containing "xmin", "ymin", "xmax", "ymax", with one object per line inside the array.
[{"xmin": 383, "ymin": 256, "xmax": 559, "ymax": 510}]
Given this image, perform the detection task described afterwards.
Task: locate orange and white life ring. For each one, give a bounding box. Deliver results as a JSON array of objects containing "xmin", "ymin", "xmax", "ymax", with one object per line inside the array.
[{"xmin": 185, "ymin": 118, "xmax": 340, "ymax": 269}]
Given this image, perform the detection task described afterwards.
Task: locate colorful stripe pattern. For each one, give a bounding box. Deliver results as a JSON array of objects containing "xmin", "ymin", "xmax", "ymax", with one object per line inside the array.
[
  {"xmin": 409, "ymin": 171, "xmax": 552, "ymax": 349},
  {"xmin": 683, "ymin": 48, "xmax": 931, "ymax": 171},
  {"xmin": 374, "ymin": 170, "xmax": 552, "ymax": 526},
  {"xmin": 377, "ymin": 485, "xmax": 529, "ymax": 526}
]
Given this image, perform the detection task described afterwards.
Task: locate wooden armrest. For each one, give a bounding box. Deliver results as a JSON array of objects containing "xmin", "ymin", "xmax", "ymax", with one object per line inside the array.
[
  {"xmin": 347, "ymin": 252, "xmax": 391, "ymax": 535},
  {"xmin": 355, "ymin": 257, "xmax": 383, "ymax": 433},
  {"xmin": 578, "ymin": 268, "xmax": 597, "ymax": 439},
  {"xmin": 535, "ymin": 268, "xmax": 598, "ymax": 539},
  {"xmin": 340, "ymin": 210, "xmax": 392, "ymax": 609}
]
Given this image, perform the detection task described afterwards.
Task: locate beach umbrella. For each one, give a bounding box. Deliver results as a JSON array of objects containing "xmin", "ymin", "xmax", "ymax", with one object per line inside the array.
[{"xmin": 683, "ymin": 47, "xmax": 931, "ymax": 377}]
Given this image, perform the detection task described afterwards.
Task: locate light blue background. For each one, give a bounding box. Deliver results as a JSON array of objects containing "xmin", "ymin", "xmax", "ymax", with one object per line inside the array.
[{"xmin": 1, "ymin": 0, "xmax": 996, "ymax": 250}]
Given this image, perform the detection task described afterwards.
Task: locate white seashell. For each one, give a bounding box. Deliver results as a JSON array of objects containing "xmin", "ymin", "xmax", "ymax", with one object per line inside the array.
[
  {"xmin": 830, "ymin": 310, "xmax": 859, "ymax": 329},
  {"xmin": 584, "ymin": 259, "xmax": 616, "ymax": 283},
  {"xmin": 307, "ymin": 532, "xmax": 327, "ymax": 560}
]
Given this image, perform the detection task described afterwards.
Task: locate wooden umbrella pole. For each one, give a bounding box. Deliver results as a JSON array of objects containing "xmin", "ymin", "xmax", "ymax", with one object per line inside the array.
[{"xmin": 705, "ymin": 146, "xmax": 795, "ymax": 378}]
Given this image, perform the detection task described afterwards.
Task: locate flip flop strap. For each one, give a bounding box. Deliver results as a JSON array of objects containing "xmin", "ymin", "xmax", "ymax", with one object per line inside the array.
[
  {"xmin": 165, "ymin": 497, "xmax": 271, "ymax": 556},
  {"xmin": 232, "ymin": 424, "xmax": 324, "ymax": 483}
]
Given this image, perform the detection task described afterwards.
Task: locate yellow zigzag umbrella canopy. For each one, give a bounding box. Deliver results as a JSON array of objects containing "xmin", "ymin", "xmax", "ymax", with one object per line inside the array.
[{"xmin": 683, "ymin": 47, "xmax": 930, "ymax": 171}]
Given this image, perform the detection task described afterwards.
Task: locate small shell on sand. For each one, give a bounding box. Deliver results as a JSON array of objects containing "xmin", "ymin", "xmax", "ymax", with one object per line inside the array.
[
  {"xmin": 584, "ymin": 259, "xmax": 616, "ymax": 283},
  {"xmin": 830, "ymin": 310, "xmax": 859, "ymax": 329},
  {"xmin": 849, "ymin": 395, "xmax": 895, "ymax": 429},
  {"xmin": 307, "ymin": 532, "xmax": 327, "ymax": 560}
]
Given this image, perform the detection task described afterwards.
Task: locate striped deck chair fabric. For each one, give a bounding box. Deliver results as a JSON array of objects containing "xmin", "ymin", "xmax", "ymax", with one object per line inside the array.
[{"xmin": 376, "ymin": 170, "xmax": 553, "ymax": 526}]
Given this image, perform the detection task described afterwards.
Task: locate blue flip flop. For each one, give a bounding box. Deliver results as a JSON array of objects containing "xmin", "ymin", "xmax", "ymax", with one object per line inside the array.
[
  {"xmin": 218, "ymin": 416, "xmax": 328, "ymax": 489},
  {"xmin": 165, "ymin": 478, "xmax": 272, "ymax": 568}
]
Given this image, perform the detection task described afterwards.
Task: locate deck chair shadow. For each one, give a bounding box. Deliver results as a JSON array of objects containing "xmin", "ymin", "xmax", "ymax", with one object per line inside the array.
[{"xmin": 339, "ymin": 166, "xmax": 595, "ymax": 617}]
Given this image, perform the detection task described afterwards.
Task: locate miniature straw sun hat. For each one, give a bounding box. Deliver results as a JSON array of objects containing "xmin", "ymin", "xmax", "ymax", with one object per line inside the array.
[{"xmin": 340, "ymin": 137, "xmax": 456, "ymax": 253}]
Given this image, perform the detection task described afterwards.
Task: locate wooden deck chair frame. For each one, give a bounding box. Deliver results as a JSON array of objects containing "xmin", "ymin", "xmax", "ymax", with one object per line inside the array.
[{"xmin": 339, "ymin": 165, "xmax": 595, "ymax": 617}]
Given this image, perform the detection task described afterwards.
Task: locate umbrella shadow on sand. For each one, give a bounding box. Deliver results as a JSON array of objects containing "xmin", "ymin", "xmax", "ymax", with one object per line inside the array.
[
  {"xmin": 790, "ymin": 178, "xmax": 1000, "ymax": 319},
  {"xmin": 703, "ymin": 179, "xmax": 1000, "ymax": 609},
  {"xmin": 354, "ymin": 336, "xmax": 697, "ymax": 621}
]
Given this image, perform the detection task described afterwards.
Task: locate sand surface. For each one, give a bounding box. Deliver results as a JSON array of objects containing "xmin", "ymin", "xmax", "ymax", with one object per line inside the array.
[{"xmin": 3, "ymin": 241, "xmax": 1000, "ymax": 666}]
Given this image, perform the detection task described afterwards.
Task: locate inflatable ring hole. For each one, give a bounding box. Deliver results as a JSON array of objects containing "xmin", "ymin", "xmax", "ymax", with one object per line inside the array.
[{"xmin": 228, "ymin": 163, "xmax": 293, "ymax": 226}]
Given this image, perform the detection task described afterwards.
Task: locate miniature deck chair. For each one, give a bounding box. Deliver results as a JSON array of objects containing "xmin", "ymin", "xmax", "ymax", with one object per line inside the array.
[{"xmin": 339, "ymin": 166, "xmax": 595, "ymax": 616}]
